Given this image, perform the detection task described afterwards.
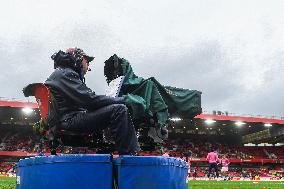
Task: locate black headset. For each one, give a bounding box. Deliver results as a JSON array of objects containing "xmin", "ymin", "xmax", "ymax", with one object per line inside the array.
[{"xmin": 51, "ymin": 48, "xmax": 85, "ymax": 81}]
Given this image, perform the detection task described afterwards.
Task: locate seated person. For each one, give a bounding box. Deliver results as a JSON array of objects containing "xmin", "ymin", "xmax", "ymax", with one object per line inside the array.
[{"xmin": 45, "ymin": 47, "xmax": 140, "ymax": 155}]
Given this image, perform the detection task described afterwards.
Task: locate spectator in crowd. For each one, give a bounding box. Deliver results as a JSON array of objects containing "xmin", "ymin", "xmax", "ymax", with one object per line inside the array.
[
  {"xmin": 162, "ymin": 148, "xmax": 170, "ymax": 157},
  {"xmin": 193, "ymin": 167, "xmax": 198, "ymax": 178}
]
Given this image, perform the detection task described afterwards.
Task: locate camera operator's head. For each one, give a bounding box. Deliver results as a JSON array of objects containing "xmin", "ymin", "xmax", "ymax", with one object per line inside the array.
[
  {"xmin": 66, "ymin": 48, "xmax": 95, "ymax": 75},
  {"xmin": 51, "ymin": 47, "xmax": 94, "ymax": 75}
]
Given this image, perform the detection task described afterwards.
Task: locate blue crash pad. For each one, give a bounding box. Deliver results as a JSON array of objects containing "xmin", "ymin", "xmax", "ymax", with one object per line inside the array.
[
  {"xmin": 16, "ymin": 154, "xmax": 113, "ymax": 189},
  {"xmin": 113, "ymin": 156, "xmax": 188, "ymax": 189}
]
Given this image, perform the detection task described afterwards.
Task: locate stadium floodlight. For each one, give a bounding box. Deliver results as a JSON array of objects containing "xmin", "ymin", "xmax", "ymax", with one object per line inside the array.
[
  {"xmin": 169, "ymin": 117, "xmax": 182, "ymax": 122},
  {"xmin": 204, "ymin": 119, "xmax": 216, "ymax": 125},
  {"xmin": 22, "ymin": 107, "xmax": 33, "ymax": 115},
  {"xmin": 264, "ymin": 123, "xmax": 272, "ymax": 127},
  {"xmin": 235, "ymin": 121, "xmax": 246, "ymax": 126}
]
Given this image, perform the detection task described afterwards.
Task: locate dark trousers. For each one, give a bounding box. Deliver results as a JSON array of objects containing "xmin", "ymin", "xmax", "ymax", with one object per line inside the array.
[
  {"xmin": 61, "ymin": 104, "xmax": 140, "ymax": 155},
  {"xmin": 207, "ymin": 163, "xmax": 219, "ymax": 178}
]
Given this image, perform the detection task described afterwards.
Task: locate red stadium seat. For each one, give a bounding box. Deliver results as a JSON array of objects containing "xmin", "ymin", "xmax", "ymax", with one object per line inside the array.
[
  {"xmin": 23, "ymin": 83, "xmax": 104, "ymax": 155},
  {"xmin": 23, "ymin": 83, "xmax": 50, "ymax": 121}
]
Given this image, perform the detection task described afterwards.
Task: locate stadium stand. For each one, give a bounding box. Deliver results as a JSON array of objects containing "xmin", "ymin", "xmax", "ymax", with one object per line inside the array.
[
  {"xmin": 0, "ymin": 100, "xmax": 284, "ymax": 180},
  {"xmin": 0, "ymin": 162, "xmax": 16, "ymax": 175},
  {"xmin": 1, "ymin": 131, "xmax": 284, "ymax": 160}
]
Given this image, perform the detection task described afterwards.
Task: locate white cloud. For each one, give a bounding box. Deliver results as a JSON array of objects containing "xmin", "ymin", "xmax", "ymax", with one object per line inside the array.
[{"xmin": 1, "ymin": 0, "xmax": 284, "ymax": 116}]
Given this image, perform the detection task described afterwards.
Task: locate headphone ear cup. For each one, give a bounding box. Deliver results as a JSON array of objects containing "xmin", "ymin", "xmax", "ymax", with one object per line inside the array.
[
  {"xmin": 52, "ymin": 50, "xmax": 76, "ymax": 69},
  {"xmin": 113, "ymin": 55, "xmax": 119, "ymax": 68}
]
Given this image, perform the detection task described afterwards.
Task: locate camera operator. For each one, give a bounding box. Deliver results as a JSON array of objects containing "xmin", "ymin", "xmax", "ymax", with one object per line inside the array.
[{"xmin": 45, "ymin": 47, "xmax": 140, "ymax": 155}]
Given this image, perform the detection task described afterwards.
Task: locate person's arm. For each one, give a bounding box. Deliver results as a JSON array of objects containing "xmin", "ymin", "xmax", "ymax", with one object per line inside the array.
[
  {"xmin": 58, "ymin": 70, "xmax": 124, "ymax": 109},
  {"xmin": 227, "ymin": 159, "xmax": 230, "ymax": 166},
  {"xmin": 216, "ymin": 154, "xmax": 220, "ymax": 164}
]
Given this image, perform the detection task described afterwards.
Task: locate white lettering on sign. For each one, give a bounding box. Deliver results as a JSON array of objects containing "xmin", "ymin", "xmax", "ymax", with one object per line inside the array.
[{"xmin": 16, "ymin": 176, "xmax": 21, "ymax": 184}]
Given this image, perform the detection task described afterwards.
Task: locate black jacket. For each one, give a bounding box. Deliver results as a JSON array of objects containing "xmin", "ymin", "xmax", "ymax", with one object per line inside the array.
[{"xmin": 45, "ymin": 67, "xmax": 124, "ymax": 122}]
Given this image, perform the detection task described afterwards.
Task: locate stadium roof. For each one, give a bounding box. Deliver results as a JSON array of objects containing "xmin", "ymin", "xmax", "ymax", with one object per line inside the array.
[
  {"xmin": 0, "ymin": 100, "xmax": 37, "ymax": 109},
  {"xmin": 196, "ymin": 114, "xmax": 284, "ymax": 124},
  {"xmin": 1, "ymin": 99, "xmax": 284, "ymax": 124}
]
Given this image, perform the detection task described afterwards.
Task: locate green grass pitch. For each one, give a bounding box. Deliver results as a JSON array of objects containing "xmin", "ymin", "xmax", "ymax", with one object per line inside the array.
[
  {"xmin": 0, "ymin": 177, "xmax": 16, "ymax": 189},
  {"xmin": 188, "ymin": 180, "xmax": 284, "ymax": 189},
  {"xmin": 1, "ymin": 177, "xmax": 284, "ymax": 189}
]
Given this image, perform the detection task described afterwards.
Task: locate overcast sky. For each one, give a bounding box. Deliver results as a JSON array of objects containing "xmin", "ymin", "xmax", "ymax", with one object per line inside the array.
[{"xmin": 1, "ymin": 0, "xmax": 284, "ymax": 117}]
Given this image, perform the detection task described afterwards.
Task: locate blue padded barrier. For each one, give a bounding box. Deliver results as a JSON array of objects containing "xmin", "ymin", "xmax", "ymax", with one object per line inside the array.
[
  {"xmin": 113, "ymin": 156, "xmax": 188, "ymax": 189},
  {"xmin": 16, "ymin": 154, "xmax": 113, "ymax": 189}
]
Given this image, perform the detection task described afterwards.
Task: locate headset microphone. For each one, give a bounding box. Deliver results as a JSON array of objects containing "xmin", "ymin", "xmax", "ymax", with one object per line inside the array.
[{"xmin": 88, "ymin": 68, "xmax": 92, "ymax": 71}]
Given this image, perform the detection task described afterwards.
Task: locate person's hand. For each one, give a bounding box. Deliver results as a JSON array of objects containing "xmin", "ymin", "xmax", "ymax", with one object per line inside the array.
[{"xmin": 115, "ymin": 97, "xmax": 125, "ymax": 104}]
